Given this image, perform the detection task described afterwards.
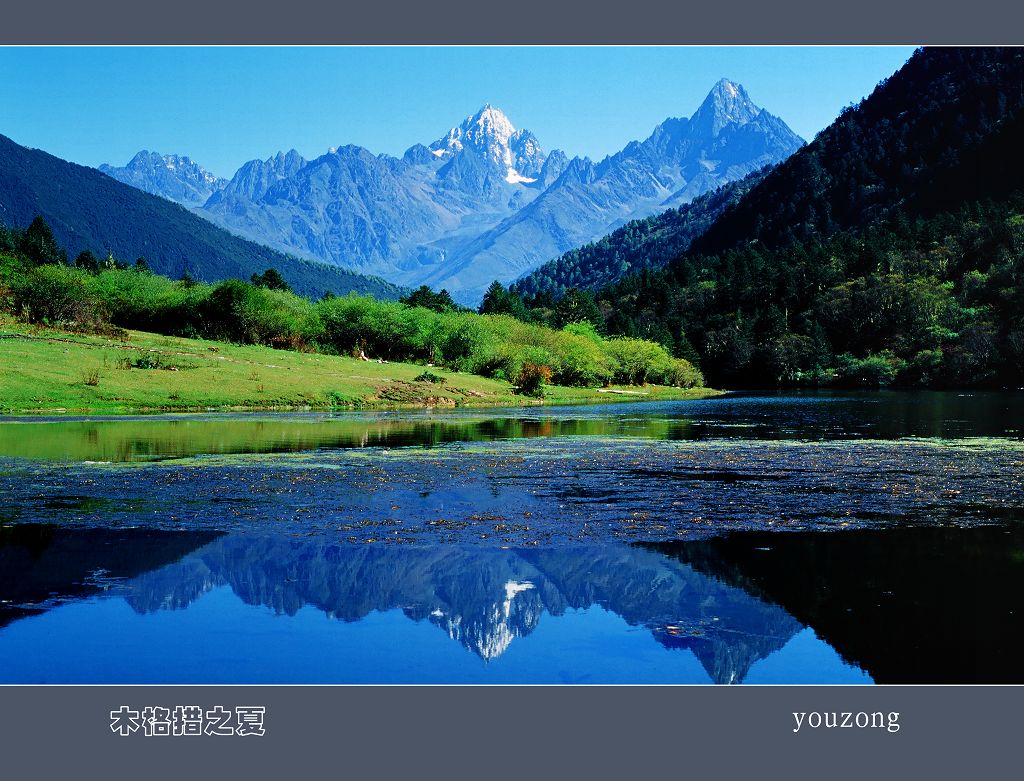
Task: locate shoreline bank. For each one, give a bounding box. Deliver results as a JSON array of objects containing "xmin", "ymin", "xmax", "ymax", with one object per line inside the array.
[{"xmin": 0, "ymin": 324, "xmax": 723, "ymax": 416}]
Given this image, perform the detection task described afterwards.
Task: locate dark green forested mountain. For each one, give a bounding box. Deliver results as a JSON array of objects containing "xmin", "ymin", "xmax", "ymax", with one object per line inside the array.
[
  {"xmin": 689, "ymin": 48, "xmax": 1024, "ymax": 258},
  {"xmin": 589, "ymin": 47, "xmax": 1024, "ymax": 389},
  {"xmin": 0, "ymin": 134, "xmax": 403, "ymax": 301},
  {"xmin": 510, "ymin": 169, "xmax": 769, "ymax": 299}
]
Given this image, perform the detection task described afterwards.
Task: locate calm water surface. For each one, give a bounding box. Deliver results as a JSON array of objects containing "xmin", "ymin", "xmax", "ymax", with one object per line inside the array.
[{"xmin": 1, "ymin": 392, "xmax": 1022, "ymax": 683}]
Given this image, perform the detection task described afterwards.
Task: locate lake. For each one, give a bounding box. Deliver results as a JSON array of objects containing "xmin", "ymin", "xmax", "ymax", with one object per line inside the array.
[{"xmin": 1, "ymin": 391, "xmax": 1022, "ymax": 684}]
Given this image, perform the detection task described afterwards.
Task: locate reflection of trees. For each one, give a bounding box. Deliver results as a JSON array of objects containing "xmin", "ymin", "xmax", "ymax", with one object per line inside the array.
[
  {"xmin": 0, "ymin": 525, "xmax": 223, "ymax": 628},
  {"xmin": 0, "ymin": 415, "xmax": 684, "ymax": 462},
  {"xmin": 647, "ymin": 524, "xmax": 1024, "ymax": 684}
]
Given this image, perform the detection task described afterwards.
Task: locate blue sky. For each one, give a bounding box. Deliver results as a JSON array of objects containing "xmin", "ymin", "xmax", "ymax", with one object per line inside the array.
[{"xmin": 0, "ymin": 47, "xmax": 916, "ymax": 178}]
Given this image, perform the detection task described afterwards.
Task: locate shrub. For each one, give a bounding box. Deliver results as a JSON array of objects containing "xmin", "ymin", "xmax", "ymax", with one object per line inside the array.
[
  {"xmin": 2, "ymin": 255, "xmax": 700, "ymax": 393},
  {"xmin": 134, "ymin": 353, "xmax": 164, "ymax": 370},
  {"xmin": 903, "ymin": 349, "xmax": 944, "ymax": 386},
  {"xmin": 549, "ymin": 330, "xmax": 614, "ymax": 387},
  {"xmin": 11, "ymin": 265, "xmax": 105, "ymax": 327},
  {"xmin": 414, "ymin": 371, "xmax": 446, "ymax": 384},
  {"xmin": 603, "ymin": 338, "xmax": 670, "ymax": 385},
  {"xmin": 514, "ymin": 362, "xmax": 552, "ymax": 397},
  {"xmin": 90, "ymin": 269, "xmax": 182, "ymax": 331},
  {"xmin": 562, "ymin": 321, "xmax": 603, "ymax": 344},
  {"xmin": 201, "ymin": 280, "xmax": 309, "ymax": 346},
  {"xmin": 315, "ymin": 294, "xmax": 428, "ymax": 360},
  {"xmin": 664, "ymin": 358, "xmax": 705, "ymax": 388},
  {"xmin": 835, "ymin": 352, "xmax": 902, "ymax": 387},
  {"xmin": 426, "ymin": 312, "xmax": 494, "ymax": 369},
  {"xmin": 599, "ymin": 337, "xmax": 704, "ymax": 387}
]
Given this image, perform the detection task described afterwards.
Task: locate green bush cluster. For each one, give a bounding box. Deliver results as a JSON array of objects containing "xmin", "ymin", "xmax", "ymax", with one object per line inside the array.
[
  {"xmin": 306, "ymin": 298, "xmax": 702, "ymax": 390},
  {"xmin": 10, "ymin": 264, "xmax": 107, "ymax": 327},
  {"xmin": 0, "ymin": 248, "xmax": 703, "ymax": 393}
]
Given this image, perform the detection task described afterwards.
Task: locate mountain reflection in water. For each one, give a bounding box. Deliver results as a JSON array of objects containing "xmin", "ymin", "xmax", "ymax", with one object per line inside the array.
[
  {"xmin": 2, "ymin": 523, "xmax": 1022, "ymax": 684},
  {"xmin": 0, "ymin": 526, "xmax": 804, "ymax": 684}
]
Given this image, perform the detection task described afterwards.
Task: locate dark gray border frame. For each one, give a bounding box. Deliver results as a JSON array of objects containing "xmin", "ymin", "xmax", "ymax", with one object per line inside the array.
[
  {"xmin": 0, "ymin": 0, "xmax": 1022, "ymax": 44},
  {"xmin": 2, "ymin": 2, "xmax": 1022, "ymax": 779},
  {"xmin": 1, "ymin": 685, "xmax": 1020, "ymax": 779}
]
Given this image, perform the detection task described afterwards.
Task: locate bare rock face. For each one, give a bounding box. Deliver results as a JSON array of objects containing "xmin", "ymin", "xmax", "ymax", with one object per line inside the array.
[{"xmin": 100, "ymin": 151, "xmax": 229, "ymax": 208}]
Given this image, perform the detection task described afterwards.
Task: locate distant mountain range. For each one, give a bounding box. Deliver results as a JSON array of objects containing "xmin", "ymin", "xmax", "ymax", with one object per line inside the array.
[
  {"xmin": 100, "ymin": 80, "xmax": 804, "ymax": 303},
  {"xmin": 0, "ymin": 134, "xmax": 403, "ymax": 300}
]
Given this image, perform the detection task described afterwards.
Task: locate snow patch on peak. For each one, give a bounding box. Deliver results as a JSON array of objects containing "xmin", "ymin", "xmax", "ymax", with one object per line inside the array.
[
  {"xmin": 690, "ymin": 79, "xmax": 762, "ymax": 136},
  {"xmin": 503, "ymin": 580, "xmax": 535, "ymax": 617},
  {"xmin": 712, "ymin": 77, "xmax": 744, "ymax": 97},
  {"xmin": 434, "ymin": 104, "xmax": 517, "ymax": 157},
  {"xmin": 472, "ymin": 104, "xmax": 516, "ymax": 141},
  {"xmin": 505, "ymin": 167, "xmax": 537, "ymax": 184},
  {"xmin": 426, "ymin": 579, "xmax": 539, "ymax": 662}
]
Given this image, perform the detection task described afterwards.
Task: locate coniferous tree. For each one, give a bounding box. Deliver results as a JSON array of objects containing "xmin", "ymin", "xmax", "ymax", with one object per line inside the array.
[
  {"xmin": 554, "ymin": 288, "xmax": 604, "ymax": 330},
  {"xmin": 74, "ymin": 250, "xmax": 100, "ymax": 273},
  {"xmin": 479, "ymin": 280, "xmax": 529, "ymax": 320},
  {"xmin": 250, "ymin": 267, "xmax": 291, "ymax": 292},
  {"xmin": 401, "ymin": 285, "xmax": 459, "ymax": 312},
  {"xmin": 0, "ymin": 224, "xmax": 16, "ymax": 254},
  {"xmin": 19, "ymin": 216, "xmax": 66, "ymax": 266}
]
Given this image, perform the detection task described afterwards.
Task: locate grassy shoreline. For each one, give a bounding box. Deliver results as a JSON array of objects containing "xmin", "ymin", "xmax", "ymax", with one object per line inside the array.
[{"xmin": 0, "ymin": 321, "xmax": 724, "ymax": 415}]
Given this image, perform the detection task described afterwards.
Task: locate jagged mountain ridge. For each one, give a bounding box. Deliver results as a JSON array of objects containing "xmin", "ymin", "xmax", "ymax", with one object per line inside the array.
[
  {"xmin": 100, "ymin": 81, "xmax": 804, "ymax": 303},
  {"xmin": 99, "ymin": 151, "xmax": 228, "ymax": 207},
  {"xmin": 429, "ymin": 103, "xmax": 546, "ymax": 183},
  {"xmin": 420, "ymin": 81, "xmax": 802, "ymax": 298},
  {"xmin": 213, "ymin": 149, "xmax": 307, "ymax": 202}
]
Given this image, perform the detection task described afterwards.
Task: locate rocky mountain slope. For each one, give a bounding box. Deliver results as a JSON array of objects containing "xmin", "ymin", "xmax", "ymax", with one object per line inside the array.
[
  {"xmin": 99, "ymin": 151, "xmax": 227, "ymax": 207},
  {"xmin": 101, "ymin": 81, "xmax": 803, "ymax": 303}
]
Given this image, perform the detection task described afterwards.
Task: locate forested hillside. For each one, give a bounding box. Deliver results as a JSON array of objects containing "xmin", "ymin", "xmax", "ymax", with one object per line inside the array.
[
  {"xmin": 589, "ymin": 48, "xmax": 1024, "ymax": 389},
  {"xmin": 511, "ymin": 169, "xmax": 768, "ymax": 299}
]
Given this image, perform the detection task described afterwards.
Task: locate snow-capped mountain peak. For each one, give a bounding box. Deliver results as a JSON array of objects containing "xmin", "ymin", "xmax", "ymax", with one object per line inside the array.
[
  {"xmin": 99, "ymin": 79, "xmax": 804, "ymax": 304},
  {"xmin": 429, "ymin": 104, "xmax": 545, "ymax": 183},
  {"xmin": 689, "ymin": 78, "xmax": 764, "ymax": 136}
]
